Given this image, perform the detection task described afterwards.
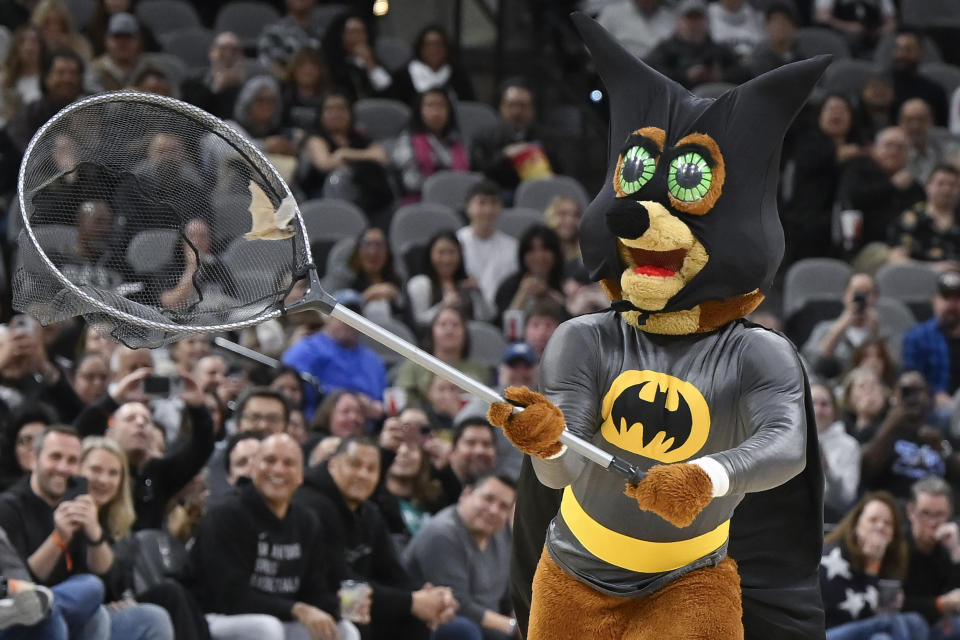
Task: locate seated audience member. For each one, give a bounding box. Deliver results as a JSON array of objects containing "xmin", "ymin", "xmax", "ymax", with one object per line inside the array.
[
  {"xmin": 343, "ymin": 228, "xmax": 408, "ymax": 322},
  {"xmin": 72, "ymin": 352, "xmax": 110, "ymax": 407},
  {"xmin": 820, "ymin": 491, "xmax": 929, "ymax": 638},
  {"xmin": 79, "ymin": 437, "xmax": 201, "ymax": 640},
  {"xmin": 296, "ymin": 437, "xmax": 456, "ymax": 640},
  {"xmin": 392, "ymin": 88, "xmax": 469, "ymax": 202},
  {"xmin": 282, "ymin": 289, "xmax": 388, "ymax": 418},
  {"xmin": 229, "ymin": 75, "xmax": 299, "ymax": 163},
  {"xmin": 158, "ymin": 219, "xmax": 238, "ymax": 312},
  {"xmin": 902, "ymin": 476, "xmax": 960, "ymax": 637},
  {"xmin": 456, "ymin": 181, "xmax": 518, "ymax": 308},
  {"xmin": 898, "ymin": 98, "xmax": 951, "ymax": 184},
  {"xmin": 645, "ymin": 0, "xmax": 747, "ymax": 90},
  {"xmin": 224, "ymin": 431, "xmax": 265, "ymax": 487},
  {"xmin": 86, "ymin": 13, "xmax": 157, "ymax": 93},
  {"xmin": 856, "ymin": 74, "xmax": 897, "ymax": 142},
  {"xmin": 393, "ymin": 305, "xmax": 490, "ymax": 410},
  {"xmin": 297, "ymin": 90, "xmax": 392, "ymax": 216},
  {"xmin": 381, "ymin": 437, "xmax": 445, "ymax": 545},
  {"xmin": 322, "ymin": 13, "xmax": 393, "ymax": 101},
  {"xmin": 282, "ymin": 48, "xmax": 330, "ymax": 130},
  {"xmin": 815, "ymin": 0, "xmax": 895, "ymax": 57},
  {"xmin": 903, "ymin": 271, "xmax": 960, "ymax": 406},
  {"xmin": 306, "ymin": 390, "xmax": 370, "ymax": 466},
  {"xmin": 746, "ymin": 1, "xmax": 801, "ymax": 76},
  {"xmin": 0, "ymin": 404, "xmax": 58, "ymax": 491},
  {"xmin": 0, "ymin": 427, "xmax": 174, "ymax": 639},
  {"xmin": 73, "ymin": 380, "xmax": 215, "ymax": 530},
  {"xmin": 782, "ymin": 97, "xmax": 864, "ymax": 263},
  {"xmin": 6, "ymin": 48, "xmax": 84, "ymax": 153},
  {"xmin": 802, "ymin": 273, "xmax": 892, "ymax": 381},
  {"xmin": 889, "ymin": 30, "xmax": 948, "ymax": 127},
  {"xmin": 440, "ymin": 418, "xmax": 498, "ymax": 503},
  {"xmin": 845, "ymin": 337, "xmax": 900, "ymax": 389},
  {"xmin": 495, "ymin": 225, "xmax": 566, "ymax": 321},
  {"xmin": 205, "ymin": 388, "xmax": 289, "ymax": 501},
  {"xmin": 180, "ymin": 32, "xmax": 248, "ymax": 120},
  {"xmin": 860, "ymin": 371, "xmax": 960, "ymax": 499},
  {"xmin": 169, "ymin": 335, "xmax": 212, "ymax": 378},
  {"xmin": 523, "ymin": 299, "xmax": 569, "ymax": 358},
  {"xmin": 596, "ymin": 0, "xmax": 676, "ymax": 60},
  {"xmin": 0, "ymin": 523, "xmax": 108, "ymax": 640},
  {"xmin": 0, "ymin": 315, "xmax": 84, "ymax": 422},
  {"xmin": 256, "ymin": 0, "xmax": 323, "ymax": 76},
  {"xmin": 31, "ymin": 0, "xmax": 91, "ymax": 62},
  {"xmin": 406, "ymin": 231, "xmax": 493, "ymax": 330},
  {"xmin": 390, "ymin": 25, "xmax": 474, "ymax": 105},
  {"xmin": 543, "ymin": 196, "xmax": 582, "ymax": 270},
  {"xmin": 269, "ymin": 366, "xmax": 308, "ymax": 415},
  {"xmin": 404, "ymin": 472, "xmax": 517, "ymax": 640},
  {"xmin": 707, "ymin": 0, "xmax": 763, "ymax": 60},
  {"xmin": 813, "ymin": 382, "xmax": 860, "ymax": 524},
  {"xmin": 835, "ymin": 126, "xmax": 925, "ymax": 259},
  {"xmin": 0, "ymin": 26, "xmax": 45, "ymax": 126},
  {"xmin": 889, "ymin": 164, "xmax": 960, "ymax": 268},
  {"xmin": 423, "ymin": 375, "xmax": 463, "ymax": 432},
  {"xmin": 841, "ymin": 366, "xmax": 891, "ymax": 443},
  {"xmin": 469, "ymin": 79, "xmax": 559, "ymax": 190},
  {"xmin": 192, "ymin": 433, "xmax": 361, "ymax": 640}
]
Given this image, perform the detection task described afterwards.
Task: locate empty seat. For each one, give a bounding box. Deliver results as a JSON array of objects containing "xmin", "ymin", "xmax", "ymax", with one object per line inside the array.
[
  {"xmin": 375, "ymin": 36, "xmax": 413, "ymax": 73},
  {"xmin": 795, "ymin": 27, "xmax": 851, "ymax": 59},
  {"xmin": 497, "ymin": 207, "xmax": 543, "ymax": 239},
  {"xmin": 353, "ymin": 98, "xmax": 411, "ymax": 141},
  {"xmin": 159, "ymin": 27, "xmax": 214, "ymax": 70},
  {"xmin": 782, "ymin": 257, "xmax": 852, "ymax": 319},
  {"xmin": 468, "ymin": 320, "xmax": 507, "ymax": 369},
  {"xmin": 388, "ymin": 202, "xmax": 462, "ymax": 258},
  {"xmin": 135, "ymin": 0, "xmax": 202, "ymax": 37},
  {"xmin": 421, "ymin": 171, "xmax": 485, "ymax": 211},
  {"xmin": 514, "ymin": 175, "xmax": 590, "ymax": 212},
  {"xmin": 299, "ymin": 198, "xmax": 368, "ymax": 244},
  {"xmin": 126, "ymin": 229, "xmax": 180, "ymax": 273},
  {"xmin": 821, "ymin": 59, "xmax": 883, "ymax": 96}
]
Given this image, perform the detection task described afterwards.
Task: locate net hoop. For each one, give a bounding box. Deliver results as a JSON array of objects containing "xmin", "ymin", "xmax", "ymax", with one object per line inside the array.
[{"xmin": 17, "ymin": 90, "xmax": 311, "ymax": 335}]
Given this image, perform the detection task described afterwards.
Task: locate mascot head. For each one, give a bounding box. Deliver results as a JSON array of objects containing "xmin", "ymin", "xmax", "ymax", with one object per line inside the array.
[{"xmin": 574, "ymin": 14, "xmax": 829, "ymax": 335}]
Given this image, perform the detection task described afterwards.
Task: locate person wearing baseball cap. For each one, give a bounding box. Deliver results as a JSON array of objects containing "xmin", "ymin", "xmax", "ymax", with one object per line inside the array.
[
  {"xmin": 903, "ymin": 270, "xmax": 960, "ymax": 409},
  {"xmin": 499, "ymin": 342, "xmax": 538, "ymax": 390},
  {"xmin": 89, "ymin": 12, "xmax": 152, "ymax": 92}
]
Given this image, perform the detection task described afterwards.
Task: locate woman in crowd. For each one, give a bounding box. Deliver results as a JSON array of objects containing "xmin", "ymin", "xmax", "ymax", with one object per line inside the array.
[
  {"xmin": 813, "ymin": 382, "xmax": 861, "ymax": 524},
  {"xmin": 391, "ymin": 25, "xmax": 474, "ymax": 105},
  {"xmin": 344, "ymin": 227, "xmax": 408, "ymax": 321},
  {"xmin": 846, "ymin": 337, "xmax": 900, "ymax": 389},
  {"xmin": 544, "ymin": 195, "xmax": 582, "ymax": 268},
  {"xmin": 494, "ymin": 224, "xmax": 566, "ymax": 320},
  {"xmin": 78, "ymin": 437, "xmax": 189, "ymax": 640},
  {"xmin": 298, "ymin": 90, "xmax": 392, "ymax": 215},
  {"xmin": 322, "ymin": 13, "xmax": 392, "ymax": 100},
  {"xmin": 282, "ymin": 47, "xmax": 330, "ymax": 130},
  {"xmin": 307, "ymin": 390, "xmax": 367, "ymax": 464},
  {"xmin": 782, "ymin": 93, "xmax": 864, "ymax": 262},
  {"xmin": 269, "ymin": 365, "xmax": 307, "ymax": 414},
  {"xmin": 31, "ymin": 0, "xmax": 92, "ymax": 60},
  {"xmin": 0, "ymin": 404, "xmax": 58, "ymax": 491},
  {"xmin": 382, "ymin": 439, "xmax": 445, "ymax": 544},
  {"xmin": 231, "ymin": 75, "xmax": 300, "ymax": 162},
  {"xmin": 0, "ymin": 25, "xmax": 44, "ymax": 124},
  {"xmin": 393, "ymin": 305, "xmax": 489, "ymax": 408},
  {"xmin": 842, "ymin": 366, "xmax": 891, "ymax": 443},
  {"xmin": 406, "ymin": 230, "xmax": 491, "ymax": 329},
  {"xmin": 72, "ymin": 351, "xmax": 110, "ymax": 406},
  {"xmin": 821, "ymin": 491, "xmax": 929, "ymax": 639},
  {"xmin": 392, "ymin": 88, "xmax": 469, "ymax": 201}
]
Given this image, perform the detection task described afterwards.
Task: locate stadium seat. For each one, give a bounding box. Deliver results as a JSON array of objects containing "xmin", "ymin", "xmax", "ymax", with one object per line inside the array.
[
  {"xmin": 63, "ymin": 0, "xmax": 94, "ymax": 30},
  {"xmin": 497, "ymin": 207, "xmax": 543, "ymax": 239},
  {"xmin": 159, "ymin": 27, "xmax": 214, "ymax": 70},
  {"xmin": 468, "ymin": 320, "xmax": 508, "ymax": 369},
  {"xmin": 875, "ymin": 261, "xmax": 938, "ymax": 322},
  {"xmin": 515, "ymin": 175, "xmax": 590, "ymax": 212},
  {"xmin": 375, "ymin": 36, "xmax": 413, "ymax": 73},
  {"xmin": 455, "ymin": 101, "xmax": 499, "ymax": 144},
  {"xmin": 901, "ymin": 0, "xmax": 960, "ymax": 28},
  {"xmin": 126, "ymin": 229, "xmax": 180, "ymax": 273},
  {"xmin": 821, "ymin": 59, "xmax": 883, "ymax": 96},
  {"xmin": 135, "ymin": 0, "xmax": 202, "ymax": 37},
  {"xmin": 353, "ymin": 98, "xmax": 411, "ymax": 141},
  {"xmin": 299, "ymin": 198, "xmax": 368, "ymax": 244},
  {"xmin": 214, "ymin": 1, "xmax": 281, "ymax": 49},
  {"xmin": 795, "ymin": 27, "xmax": 851, "ymax": 59},
  {"xmin": 920, "ymin": 62, "xmax": 960, "ymax": 100},
  {"xmin": 359, "ymin": 316, "xmax": 418, "ymax": 368},
  {"xmin": 421, "ymin": 171, "xmax": 485, "ymax": 211},
  {"xmin": 388, "ymin": 202, "xmax": 462, "ymax": 258},
  {"xmin": 782, "ymin": 257, "xmax": 852, "ymax": 319}
]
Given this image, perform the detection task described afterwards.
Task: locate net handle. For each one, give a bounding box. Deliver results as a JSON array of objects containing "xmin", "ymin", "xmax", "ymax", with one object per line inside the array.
[{"xmin": 286, "ymin": 268, "xmax": 645, "ymax": 482}]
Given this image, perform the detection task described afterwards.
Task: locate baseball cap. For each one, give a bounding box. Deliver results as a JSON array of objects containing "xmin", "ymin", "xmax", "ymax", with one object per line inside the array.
[
  {"xmin": 678, "ymin": 0, "xmax": 708, "ymax": 16},
  {"xmin": 333, "ymin": 288, "xmax": 364, "ymax": 312},
  {"xmin": 108, "ymin": 12, "xmax": 139, "ymax": 36},
  {"xmin": 938, "ymin": 271, "xmax": 960, "ymax": 297},
  {"xmin": 502, "ymin": 342, "xmax": 537, "ymax": 366}
]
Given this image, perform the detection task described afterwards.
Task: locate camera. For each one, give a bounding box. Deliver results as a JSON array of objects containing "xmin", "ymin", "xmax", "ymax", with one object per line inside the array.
[
  {"xmin": 899, "ymin": 384, "xmax": 925, "ymax": 410},
  {"xmin": 852, "ymin": 292, "xmax": 868, "ymax": 313},
  {"xmin": 141, "ymin": 375, "xmax": 182, "ymax": 397}
]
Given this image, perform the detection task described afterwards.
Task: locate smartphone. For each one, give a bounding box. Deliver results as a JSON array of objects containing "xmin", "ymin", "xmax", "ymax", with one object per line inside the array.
[
  {"xmin": 141, "ymin": 375, "xmax": 181, "ymax": 397},
  {"xmin": 10, "ymin": 314, "xmax": 36, "ymax": 335},
  {"xmin": 62, "ymin": 475, "xmax": 89, "ymax": 501},
  {"xmin": 852, "ymin": 292, "xmax": 868, "ymax": 313}
]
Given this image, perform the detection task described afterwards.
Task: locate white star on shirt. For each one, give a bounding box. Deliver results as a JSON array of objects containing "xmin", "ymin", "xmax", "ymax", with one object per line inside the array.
[
  {"xmin": 821, "ymin": 547, "xmax": 852, "ymax": 581},
  {"xmin": 838, "ymin": 588, "xmax": 866, "ymax": 619}
]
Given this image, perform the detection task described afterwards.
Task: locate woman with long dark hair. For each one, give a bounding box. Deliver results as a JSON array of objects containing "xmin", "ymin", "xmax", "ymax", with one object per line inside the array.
[
  {"xmin": 390, "ymin": 25, "xmax": 474, "ymax": 105},
  {"xmin": 321, "ymin": 12, "xmax": 392, "ymax": 101},
  {"xmin": 392, "ymin": 88, "xmax": 470, "ymax": 202},
  {"xmin": 494, "ymin": 224, "xmax": 566, "ymax": 320},
  {"xmin": 406, "ymin": 230, "xmax": 491, "ymax": 328}
]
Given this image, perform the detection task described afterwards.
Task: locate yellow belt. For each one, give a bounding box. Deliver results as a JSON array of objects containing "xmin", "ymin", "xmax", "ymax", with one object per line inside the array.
[{"xmin": 560, "ymin": 487, "xmax": 729, "ymax": 574}]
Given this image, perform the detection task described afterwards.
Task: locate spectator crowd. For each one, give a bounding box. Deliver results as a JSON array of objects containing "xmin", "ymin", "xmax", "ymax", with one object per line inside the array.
[{"xmin": 0, "ymin": 0, "xmax": 959, "ymax": 639}]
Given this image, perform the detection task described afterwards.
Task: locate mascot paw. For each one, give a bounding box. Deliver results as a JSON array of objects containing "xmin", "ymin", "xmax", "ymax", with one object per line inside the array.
[
  {"xmin": 488, "ymin": 386, "xmax": 565, "ymax": 458},
  {"xmin": 624, "ymin": 463, "xmax": 713, "ymax": 528}
]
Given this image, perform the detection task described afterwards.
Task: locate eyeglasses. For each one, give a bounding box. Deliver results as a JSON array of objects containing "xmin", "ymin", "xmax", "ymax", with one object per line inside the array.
[
  {"xmin": 16, "ymin": 434, "xmax": 34, "ymax": 447},
  {"xmin": 915, "ymin": 509, "xmax": 951, "ymax": 521},
  {"xmin": 241, "ymin": 412, "xmax": 285, "ymax": 427}
]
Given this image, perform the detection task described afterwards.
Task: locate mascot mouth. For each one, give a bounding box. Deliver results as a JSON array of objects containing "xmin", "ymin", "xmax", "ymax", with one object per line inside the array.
[{"xmin": 629, "ymin": 248, "xmax": 688, "ymax": 277}]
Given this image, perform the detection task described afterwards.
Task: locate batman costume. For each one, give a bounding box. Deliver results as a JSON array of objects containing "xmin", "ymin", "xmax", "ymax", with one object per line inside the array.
[{"xmin": 487, "ymin": 13, "xmax": 831, "ymax": 640}]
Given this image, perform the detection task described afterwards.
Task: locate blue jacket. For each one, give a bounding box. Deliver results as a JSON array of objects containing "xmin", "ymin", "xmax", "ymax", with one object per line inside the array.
[{"xmin": 902, "ymin": 319, "xmax": 950, "ymax": 394}]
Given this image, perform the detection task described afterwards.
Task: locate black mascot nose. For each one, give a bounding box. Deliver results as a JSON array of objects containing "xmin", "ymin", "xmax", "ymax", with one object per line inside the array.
[{"xmin": 606, "ymin": 200, "xmax": 650, "ymax": 240}]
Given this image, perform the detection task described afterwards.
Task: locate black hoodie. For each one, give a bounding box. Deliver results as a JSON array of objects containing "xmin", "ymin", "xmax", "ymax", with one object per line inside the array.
[
  {"xmin": 296, "ymin": 464, "xmax": 430, "ymax": 640},
  {"xmin": 190, "ymin": 479, "xmax": 341, "ymax": 620}
]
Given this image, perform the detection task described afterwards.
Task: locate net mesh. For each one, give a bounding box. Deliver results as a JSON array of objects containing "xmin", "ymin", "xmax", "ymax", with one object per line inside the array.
[{"xmin": 13, "ymin": 92, "xmax": 310, "ymax": 348}]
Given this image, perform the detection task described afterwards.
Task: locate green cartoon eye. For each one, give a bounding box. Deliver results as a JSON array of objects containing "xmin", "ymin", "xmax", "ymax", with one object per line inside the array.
[
  {"xmin": 667, "ymin": 152, "xmax": 712, "ymax": 202},
  {"xmin": 618, "ymin": 146, "xmax": 656, "ymax": 195}
]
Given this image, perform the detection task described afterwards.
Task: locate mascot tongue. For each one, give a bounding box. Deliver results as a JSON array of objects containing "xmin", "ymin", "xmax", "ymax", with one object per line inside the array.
[{"xmin": 630, "ymin": 248, "xmax": 686, "ymax": 277}]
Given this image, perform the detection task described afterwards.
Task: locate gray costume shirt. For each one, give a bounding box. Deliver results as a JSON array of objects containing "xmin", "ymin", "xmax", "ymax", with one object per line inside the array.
[{"xmin": 532, "ymin": 312, "xmax": 808, "ymax": 597}]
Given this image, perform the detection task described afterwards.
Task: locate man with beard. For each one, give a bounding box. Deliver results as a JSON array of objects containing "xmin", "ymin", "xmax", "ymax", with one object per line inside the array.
[
  {"xmin": 903, "ymin": 270, "xmax": 960, "ymax": 409},
  {"xmin": 889, "ymin": 30, "xmax": 948, "ymax": 126}
]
